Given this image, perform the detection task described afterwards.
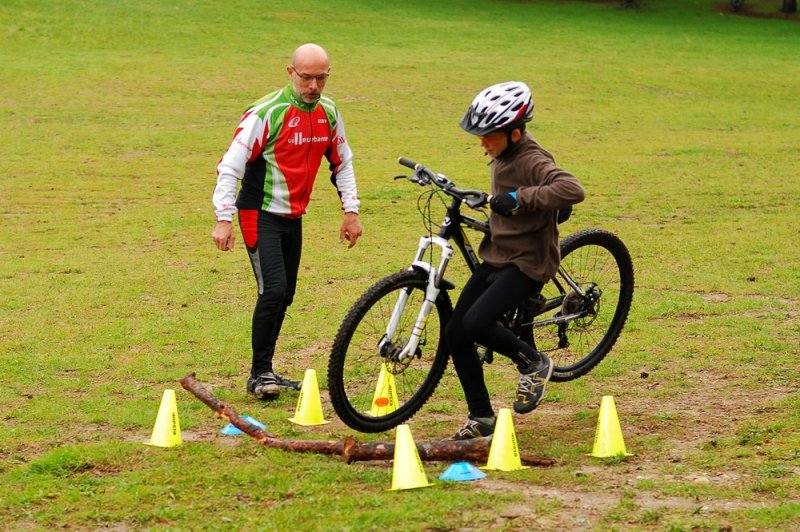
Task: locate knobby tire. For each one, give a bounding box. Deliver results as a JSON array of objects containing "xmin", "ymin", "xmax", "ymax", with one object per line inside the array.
[
  {"xmin": 540, "ymin": 229, "xmax": 634, "ymax": 382},
  {"xmin": 328, "ymin": 269, "xmax": 452, "ymax": 433}
]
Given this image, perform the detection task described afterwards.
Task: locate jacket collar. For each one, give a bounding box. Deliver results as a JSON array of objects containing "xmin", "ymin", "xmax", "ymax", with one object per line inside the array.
[{"xmin": 284, "ymin": 83, "xmax": 318, "ymax": 112}]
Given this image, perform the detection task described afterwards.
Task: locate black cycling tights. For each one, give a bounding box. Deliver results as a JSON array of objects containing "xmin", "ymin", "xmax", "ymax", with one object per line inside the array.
[
  {"xmin": 239, "ymin": 210, "xmax": 302, "ymax": 377},
  {"xmin": 445, "ymin": 262, "xmax": 543, "ymax": 419}
]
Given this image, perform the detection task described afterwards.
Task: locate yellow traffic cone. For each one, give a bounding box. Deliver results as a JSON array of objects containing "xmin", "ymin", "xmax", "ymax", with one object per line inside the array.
[
  {"xmin": 388, "ymin": 424, "xmax": 433, "ymax": 490},
  {"xmin": 148, "ymin": 389, "xmax": 182, "ymax": 447},
  {"xmin": 289, "ymin": 369, "xmax": 329, "ymax": 426},
  {"xmin": 590, "ymin": 395, "xmax": 633, "ymax": 458},
  {"xmin": 368, "ymin": 364, "xmax": 399, "ymax": 416},
  {"xmin": 483, "ymin": 408, "xmax": 529, "ymax": 471}
]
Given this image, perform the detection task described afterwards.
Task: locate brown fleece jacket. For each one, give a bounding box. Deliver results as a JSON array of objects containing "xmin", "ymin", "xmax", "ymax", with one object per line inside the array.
[{"xmin": 479, "ymin": 134, "xmax": 586, "ymax": 283}]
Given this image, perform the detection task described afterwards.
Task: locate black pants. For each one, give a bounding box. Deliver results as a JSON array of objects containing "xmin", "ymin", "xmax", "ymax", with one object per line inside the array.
[
  {"xmin": 445, "ymin": 262, "xmax": 543, "ymax": 419},
  {"xmin": 239, "ymin": 210, "xmax": 302, "ymax": 376}
]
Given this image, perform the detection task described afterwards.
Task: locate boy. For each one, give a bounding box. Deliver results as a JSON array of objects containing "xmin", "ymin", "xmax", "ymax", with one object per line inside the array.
[{"xmin": 446, "ymin": 81, "xmax": 585, "ymax": 439}]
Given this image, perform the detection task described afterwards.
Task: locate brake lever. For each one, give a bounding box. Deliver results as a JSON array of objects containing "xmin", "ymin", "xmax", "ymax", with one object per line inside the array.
[
  {"xmin": 414, "ymin": 170, "xmax": 432, "ymax": 185},
  {"xmin": 465, "ymin": 193, "xmax": 489, "ymax": 210}
]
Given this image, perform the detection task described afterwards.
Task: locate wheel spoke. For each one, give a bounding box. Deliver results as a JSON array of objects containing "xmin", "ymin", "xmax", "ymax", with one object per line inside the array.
[{"xmin": 533, "ymin": 230, "xmax": 634, "ymax": 382}]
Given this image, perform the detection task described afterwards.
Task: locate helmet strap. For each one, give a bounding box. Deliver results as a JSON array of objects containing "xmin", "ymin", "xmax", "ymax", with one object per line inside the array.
[
  {"xmin": 503, "ymin": 120, "xmax": 525, "ymax": 142},
  {"xmin": 495, "ymin": 126, "xmax": 523, "ymax": 158}
]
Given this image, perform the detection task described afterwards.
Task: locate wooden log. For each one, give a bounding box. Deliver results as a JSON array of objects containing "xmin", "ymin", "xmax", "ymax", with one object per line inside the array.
[{"xmin": 179, "ymin": 372, "xmax": 555, "ymax": 467}]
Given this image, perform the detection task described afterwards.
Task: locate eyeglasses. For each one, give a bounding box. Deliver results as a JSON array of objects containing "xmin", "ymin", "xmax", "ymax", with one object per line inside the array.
[{"xmin": 291, "ymin": 66, "xmax": 330, "ymax": 83}]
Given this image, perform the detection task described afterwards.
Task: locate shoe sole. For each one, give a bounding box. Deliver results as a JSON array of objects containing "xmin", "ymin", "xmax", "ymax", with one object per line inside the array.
[
  {"xmin": 451, "ymin": 434, "xmax": 493, "ymax": 442},
  {"xmin": 251, "ymin": 384, "xmax": 280, "ymax": 399}
]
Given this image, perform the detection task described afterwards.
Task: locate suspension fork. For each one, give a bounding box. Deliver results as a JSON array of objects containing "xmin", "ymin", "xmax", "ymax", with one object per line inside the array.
[{"xmin": 381, "ymin": 235, "xmax": 454, "ymax": 362}]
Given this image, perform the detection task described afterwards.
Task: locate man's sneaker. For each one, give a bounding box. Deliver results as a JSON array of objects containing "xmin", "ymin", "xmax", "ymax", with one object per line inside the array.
[
  {"xmin": 246, "ymin": 373, "xmax": 280, "ymax": 399},
  {"xmin": 451, "ymin": 416, "xmax": 496, "ymax": 441},
  {"xmin": 272, "ymin": 372, "xmax": 302, "ymax": 391},
  {"xmin": 513, "ymin": 354, "xmax": 554, "ymax": 414}
]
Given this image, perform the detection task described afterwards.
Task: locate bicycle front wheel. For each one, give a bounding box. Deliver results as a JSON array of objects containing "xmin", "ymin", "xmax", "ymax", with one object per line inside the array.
[
  {"xmin": 536, "ymin": 229, "xmax": 634, "ymax": 382},
  {"xmin": 328, "ymin": 269, "xmax": 453, "ymax": 433}
]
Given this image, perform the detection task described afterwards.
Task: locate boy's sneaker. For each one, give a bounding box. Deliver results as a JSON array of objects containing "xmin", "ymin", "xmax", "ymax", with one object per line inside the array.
[
  {"xmin": 513, "ymin": 354, "xmax": 554, "ymax": 414},
  {"xmin": 273, "ymin": 372, "xmax": 302, "ymax": 391},
  {"xmin": 246, "ymin": 373, "xmax": 280, "ymax": 399},
  {"xmin": 451, "ymin": 416, "xmax": 496, "ymax": 441}
]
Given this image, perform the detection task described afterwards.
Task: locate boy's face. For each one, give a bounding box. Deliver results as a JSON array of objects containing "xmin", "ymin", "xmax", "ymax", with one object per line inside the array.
[{"xmin": 478, "ymin": 131, "xmax": 509, "ymax": 159}]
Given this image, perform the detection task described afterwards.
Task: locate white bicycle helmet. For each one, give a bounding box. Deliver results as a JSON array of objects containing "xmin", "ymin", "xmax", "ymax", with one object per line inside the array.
[{"xmin": 460, "ymin": 81, "xmax": 534, "ymax": 136}]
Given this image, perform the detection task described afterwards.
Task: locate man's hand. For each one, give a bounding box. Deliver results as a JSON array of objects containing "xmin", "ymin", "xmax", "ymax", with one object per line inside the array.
[
  {"xmin": 212, "ymin": 221, "xmax": 236, "ymax": 251},
  {"xmin": 339, "ymin": 212, "xmax": 363, "ymax": 248}
]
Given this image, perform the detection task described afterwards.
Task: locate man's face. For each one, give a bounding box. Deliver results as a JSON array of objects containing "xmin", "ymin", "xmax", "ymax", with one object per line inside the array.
[
  {"xmin": 288, "ymin": 64, "xmax": 330, "ymax": 104},
  {"xmin": 479, "ymin": 131, "xmax": 509, "ymax": 159}
]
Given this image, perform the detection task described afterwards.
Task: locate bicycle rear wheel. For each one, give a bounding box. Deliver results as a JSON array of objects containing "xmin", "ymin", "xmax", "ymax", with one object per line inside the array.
[
  {"xmin": 328, "ymin": 269, "xmax": 452, "ymax": 433},
  {"xmin": 535, "ymin": 229, "xmax": 634, "ymax": 382}
]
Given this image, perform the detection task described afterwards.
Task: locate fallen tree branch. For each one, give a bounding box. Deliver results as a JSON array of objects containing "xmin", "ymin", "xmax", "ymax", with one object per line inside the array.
[{"xmin": 179, "ymin": 372, "xmax": 555, "ymax": 467}]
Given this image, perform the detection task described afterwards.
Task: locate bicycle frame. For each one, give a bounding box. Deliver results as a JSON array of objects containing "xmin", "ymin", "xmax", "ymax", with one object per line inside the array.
[
  {"xmin": 328, "ymin": 157, "xmax": 633, "ymax": 432},
  {"xmin": 445, "ymin": 198, "xmax": 595, "ymax": 328},
  {"xmin": 381, "ymin": 189, "xmax": 597, "ymax": 362}
]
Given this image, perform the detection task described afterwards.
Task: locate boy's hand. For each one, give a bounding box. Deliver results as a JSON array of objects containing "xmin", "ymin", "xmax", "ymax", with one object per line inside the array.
[{"xmin": 489, "ymin": 192, "xmax": 519, "ymax": 216}]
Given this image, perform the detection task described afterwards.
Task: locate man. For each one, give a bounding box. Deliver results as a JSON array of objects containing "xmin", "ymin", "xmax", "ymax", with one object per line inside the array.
[
  {"xmin": 446, "ymin": 81, "xmax": 585, "ymax": 439},
  {"xmin": 211, "ymin": 43, "xmax": 363, "ymax": 399}
]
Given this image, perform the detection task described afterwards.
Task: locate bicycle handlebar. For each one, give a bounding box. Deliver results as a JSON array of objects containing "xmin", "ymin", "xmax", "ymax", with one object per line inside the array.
[
  {"xmin": 396, "ymin": 157, "xmax": 488, "ymax": 208},
  {"xmin": 398, "ymin": 157, "xmax": 418, "ymax": 170}
]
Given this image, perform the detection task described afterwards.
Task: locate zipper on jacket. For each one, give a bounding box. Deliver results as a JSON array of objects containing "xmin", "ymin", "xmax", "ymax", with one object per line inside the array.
[{"xmin": 302, "ymin": 108, "xmax": 314, "ymax": 207}]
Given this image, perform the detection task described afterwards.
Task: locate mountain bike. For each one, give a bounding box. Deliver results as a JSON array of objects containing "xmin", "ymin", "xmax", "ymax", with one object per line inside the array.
[{"xmin": 328, "ymin": 157, "xmax": 634, "ymax": 433}]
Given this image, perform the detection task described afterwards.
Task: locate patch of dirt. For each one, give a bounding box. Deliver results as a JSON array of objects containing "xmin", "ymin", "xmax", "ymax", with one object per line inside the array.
[
  {"xmin": 178, "ymin": 325, "xmax": 799, "ymax": 529},
  {"xmin": 173, "ymin": 369, "xmax": 796, "ymax": 530},
  {"xmin": 478, "ymin": 475, "xmax": 774, "ymax": 530},
  {"xmin": 703, "ymin": 293, "xmax": 732, "ymax": 303},
  {"xmin": 472, "ymin": 358, "xmax": 798, "ymax": 529}
]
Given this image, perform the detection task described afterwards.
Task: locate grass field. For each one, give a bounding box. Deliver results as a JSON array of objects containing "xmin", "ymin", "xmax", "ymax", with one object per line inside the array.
[{"xmin": 1, "ymin": 0, "xmax": 799, "ymax": 529}]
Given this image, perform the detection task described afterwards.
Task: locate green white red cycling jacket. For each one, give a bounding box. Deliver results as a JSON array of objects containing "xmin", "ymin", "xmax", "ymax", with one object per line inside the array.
[{"xmin": 213, "ymin": 84, "xmax": 359, "ymax": 221}]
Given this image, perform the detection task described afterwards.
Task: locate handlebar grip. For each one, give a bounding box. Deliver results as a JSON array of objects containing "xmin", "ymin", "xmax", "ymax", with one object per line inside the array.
[{"xmin": 398, "ymin": 157, "xmax": 418, "ymax": 170}]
